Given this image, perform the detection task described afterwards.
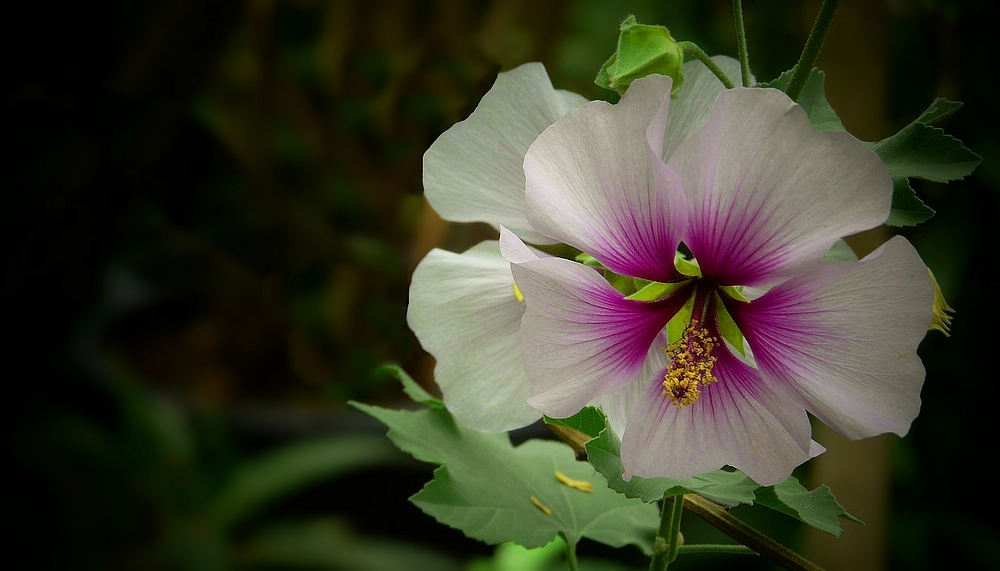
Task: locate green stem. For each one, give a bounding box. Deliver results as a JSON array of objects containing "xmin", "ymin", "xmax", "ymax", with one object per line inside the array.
[
  {"xmin": 732, "ymin": 0, "xmax": 752, "ymax": 87},
  {"xmin": 785, "ymin": 0, "xmax": 840, "ymax": 101},
  {"xmin": 682, "ymin": 495, "xmax": 827, "ymax": 571},
  {"xmin": 565, "ymin": 539, "xmax": 579, "ymax": 571},
  {"xmin": 665, "ymin": 493, "xmax": 685, "ymax": 562},
  {"xmin": 679, "ymin": 42, "xmax": 735, "ymax": 89},
  {"xmin": 677, "ymin": 544, "xmax": 757, "ymax": 555},
  {"xmin": 649, "ymin": 495, "xmax": 685, "ymax": 571}
]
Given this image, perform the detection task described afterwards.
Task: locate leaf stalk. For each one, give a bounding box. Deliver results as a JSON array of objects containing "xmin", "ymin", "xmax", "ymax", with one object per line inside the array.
[
  {"xmin": 679, "ymin": 42, "xmax": 735, "ymax": 89},
  {"xmin": 732, "ymin": 0, "xmax": 752, "ymax": 86},
  {"xmin": 649, "ymin": 494, "xmax": 685, "ymax": 571},
  {"xmin": 682, "ymin": 494, "xmax": 827, "ymax": 571},
  {"xmin": 785, "ymin": 0, "xmax": 840, "ymax": 101}
]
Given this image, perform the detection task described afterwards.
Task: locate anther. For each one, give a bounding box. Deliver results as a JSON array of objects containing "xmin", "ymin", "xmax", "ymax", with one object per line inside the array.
[{"xmin": 662, "ymin": 321, "xmax": 719, "ymax": 408}]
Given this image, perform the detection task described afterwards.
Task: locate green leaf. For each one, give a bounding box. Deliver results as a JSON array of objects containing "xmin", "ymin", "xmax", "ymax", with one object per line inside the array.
[
  {"xmin": 544, "ymin": 406, "xmax": 606, "ymax": 439},
  {"xmin": 758, "ymin": 68, "xmax": 845, "ymax": 132},
  {"xmin": 353, "ymin": 402, "xmax": 659, "ymax": 551},
  {"xmin": 207, "ymin": 435, "xmax": 403, "ymax": 530},
  {"xmin": 586, "ymin": 417, "xmax": 758, "ymax": 507},
  {"xmin": 869, "ymin": 122, "xmax": 981, "ymax": 182},
  {"xmin": 885, "ymin": 177, "xmax": 935, "ymax": 227},
  {"xmin": 754, "ymin": 478, "xmax": 862, "ymax": 538},
  {"xmin": 821, "ymin": 239, "xmax": 859, "ymax": 262},
  {"xmin": 915, "ymin": 98, "xmax": 962, "ymax": 126},
  {"xmin": 625, "ymin": 280, "xmax": 687, "ymax": 302},
  {"xmin": 378, "ymin": 363, "xmax": 441, "ymax": 405}
]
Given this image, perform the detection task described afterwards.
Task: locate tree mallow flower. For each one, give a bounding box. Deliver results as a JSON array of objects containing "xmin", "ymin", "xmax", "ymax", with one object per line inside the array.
[
  {"xmin": 409, "ymin": 58, "xmax": 744, "ymax": 432},
  {"xmin": 502, "ymin": 74, "xmax": 935, "ymax": 485}
]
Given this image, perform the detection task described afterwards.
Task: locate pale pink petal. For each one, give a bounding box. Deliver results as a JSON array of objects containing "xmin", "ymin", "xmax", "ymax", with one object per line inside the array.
[
  {"xmin": 407, "ymin": 241, "xmax": 540, "ymax": 432},
  {"xmin": 668, "ymin": 88, "xmax": 892, "ymax": 287},
  {"xmin": 620, "ymin": 346, "xmax": 812, "ymax": 486},
  {"xmin": 501, "ymin": 229, "xmax": 688, "ymax": 418},
  {"xmin": 423, "ymin": 62, "xmax": 587, "ymax": 245},
  {"xmin": 523, "ymin": 74, "xmax": 686, "ymax": 282},
  {"xmin": 728, "ymin": 236, "xmax": 934, "ymax": 439},
  {"xmin": 590, "ymin": 330, "xmax": 670, "ymax": 438}
]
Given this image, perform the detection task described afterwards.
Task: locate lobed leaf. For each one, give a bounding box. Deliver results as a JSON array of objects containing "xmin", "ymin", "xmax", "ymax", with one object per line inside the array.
[
  {"xmin": 869, "ymin": 122, "xmax": 981, "ymax": 183},
  {"xmin": 914, "ymin": 97, "xmax": 962, "ymax": 126},
  {"xmin": 754, "ymin": 478, "xmax": 862, "ymax": 538},
  {"xmin": 353, "ymin": 401, "xmax": 658, "ymax": 552},
  {"xmin": 885, "ymin": 177, "xmax": 935, "ymax": 227}
]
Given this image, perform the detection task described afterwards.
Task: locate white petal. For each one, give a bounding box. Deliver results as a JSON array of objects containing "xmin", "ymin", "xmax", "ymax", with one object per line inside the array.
[
  {"xmin": 407, "ymin": 241, "xmax": 539, "ymax": 431},
  {"xmin": 620, "ymin": 347, "xmax": 812, "ymax": 486},
  {"xmin": 729, "ymin": 236, "xmax": 934, "ymax": 439},
  {"xmin": 524, "ymin": 74, "xmax": 686, "ymax": 281},
  {"xmin": 668, "ymin": 88, "xmax": 892, "ymax": 287},
  {"xmin": 423, "ymin": 62, "xmax": 587, "ymax": 245},
  {"xmin": 659, "ymin": 56, "xmax": 745, "ymax": 161}
]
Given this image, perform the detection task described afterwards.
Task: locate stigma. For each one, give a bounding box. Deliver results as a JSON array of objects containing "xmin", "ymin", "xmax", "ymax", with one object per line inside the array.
[{"xmin": 662, "ymin": 321, "xmax": 718, "ymax": 408}]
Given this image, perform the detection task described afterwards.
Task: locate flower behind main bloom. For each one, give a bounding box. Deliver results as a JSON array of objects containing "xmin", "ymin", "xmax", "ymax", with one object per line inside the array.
[{"xmin": 503, "ymin": 75, "xmax": 935, "ymax": 485}]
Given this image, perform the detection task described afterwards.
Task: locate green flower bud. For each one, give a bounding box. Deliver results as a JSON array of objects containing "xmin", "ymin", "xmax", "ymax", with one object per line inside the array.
[{"xmin": 595, "ymin": 15, "xmax": 685, "ymax": 96}]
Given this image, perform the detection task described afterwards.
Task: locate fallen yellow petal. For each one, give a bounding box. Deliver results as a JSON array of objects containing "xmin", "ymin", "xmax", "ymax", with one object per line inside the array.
[
  {"xmin": 530, "ymin": 495, "xmax": 553, "ymax": 516},
  {"xmin": 555, "ymin": 471, "xmax": 594, "ymax": 492}
]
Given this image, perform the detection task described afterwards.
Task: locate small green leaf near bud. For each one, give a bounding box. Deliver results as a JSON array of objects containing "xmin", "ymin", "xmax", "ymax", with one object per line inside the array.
[{"xmin": 595, "ymin": 15, "xmax": 685, "ymax": 95}]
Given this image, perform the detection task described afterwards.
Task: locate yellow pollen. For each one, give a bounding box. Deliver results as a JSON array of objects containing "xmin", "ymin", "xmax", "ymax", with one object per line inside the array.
[
  {"xmin": 662, "ymin": 324, "xmax": 718, "ymax": 408},
  {"xmin": 513, "ymin": 282, "xmax": 524, "ymax": 302}
]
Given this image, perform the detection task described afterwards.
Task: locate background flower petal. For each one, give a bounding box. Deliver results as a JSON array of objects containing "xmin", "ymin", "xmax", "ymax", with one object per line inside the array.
[
  {"xmin": 423, "ymin": 62, "xmax": 586, "ymax": 245},
  {"xmin": 620, "ymin": 346, "xmax": 812, "ymax": 486},
  {"xmin": 669, "ymin": 87, "xmax": 892, "ymax": 287},
  {"xmin": 523, "ymin": 74, "xmax": 686, "ymax": 282},
  {"xmin": 407, "ymin": 241, "xmax": 540, "ymax": 432},
  {"xmin": 728, "ymin": 236, "xmax": 934, "ymax": 439}
]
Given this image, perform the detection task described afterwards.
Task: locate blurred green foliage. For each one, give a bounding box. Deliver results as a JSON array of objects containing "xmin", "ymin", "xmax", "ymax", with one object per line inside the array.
[{"xmin": 5, "ymin": 0, "xmax": 999, "ymax": 569}]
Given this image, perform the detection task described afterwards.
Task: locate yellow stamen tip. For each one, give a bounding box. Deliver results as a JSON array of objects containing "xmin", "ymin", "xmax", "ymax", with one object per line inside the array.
[{"xmin": 555, "ymin": 471, "xmax": 594, "ymax": 492}]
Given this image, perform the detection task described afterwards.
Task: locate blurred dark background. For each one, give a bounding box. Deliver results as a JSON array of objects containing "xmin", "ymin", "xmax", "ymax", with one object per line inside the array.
[{"xmin": 5, "ymin": 0, "xmax": 998, "ymax": 569}]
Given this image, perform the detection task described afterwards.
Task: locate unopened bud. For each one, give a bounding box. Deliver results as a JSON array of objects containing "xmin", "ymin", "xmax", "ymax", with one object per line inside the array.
[{"xmin": 595, "ymin": 15, "xmax": 685, "ymax": 95}]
